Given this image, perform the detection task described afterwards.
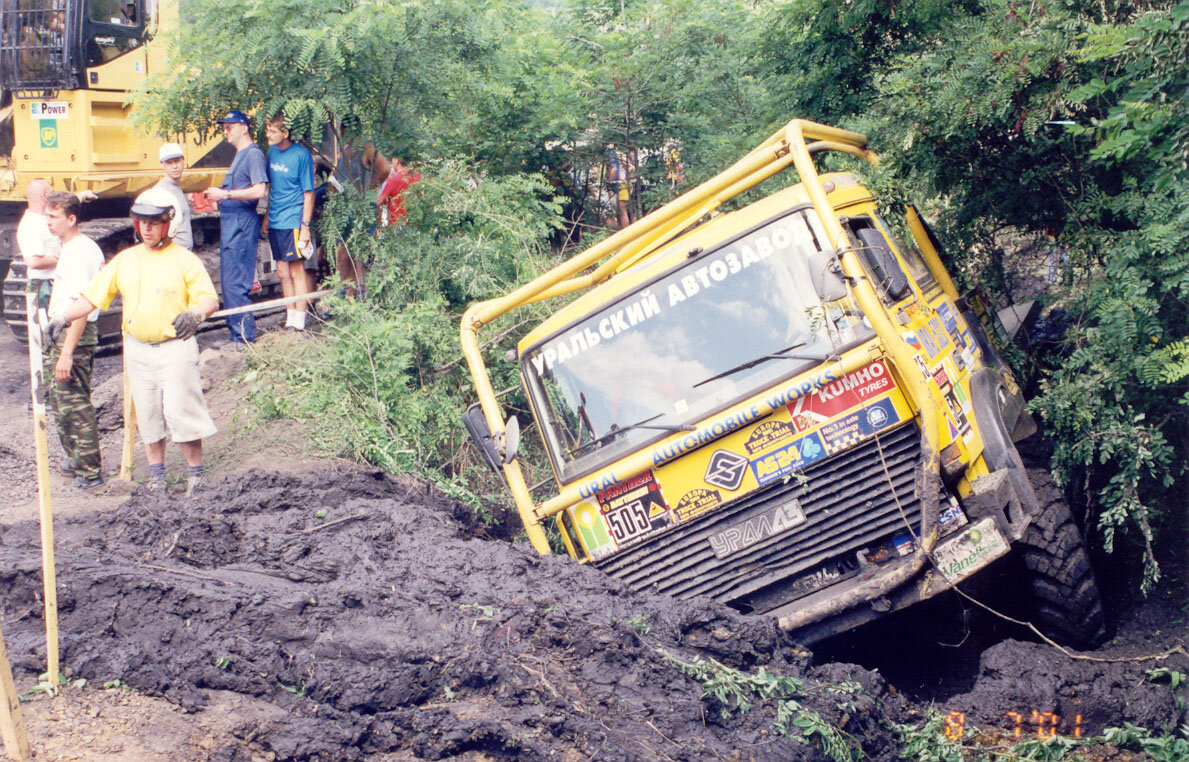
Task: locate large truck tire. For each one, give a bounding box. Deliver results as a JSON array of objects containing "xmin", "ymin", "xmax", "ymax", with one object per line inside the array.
[{"xmin": 1017, "ymin": 468, "xmax": 1108, "ymax": 649}]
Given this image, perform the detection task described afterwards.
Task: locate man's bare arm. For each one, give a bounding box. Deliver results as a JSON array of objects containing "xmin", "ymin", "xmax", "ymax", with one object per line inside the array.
[
  {"xmin": 27, "ymin": 252, "xmax": 58, "ymax": 268},
  {"xmin": 54, "ymin": 316, "xmax": 87, "ymax": 381},
  {"xmin": 56, "ymin": 295, "xmax": 97, "ymax": 324},
  {"xmin": 196, "ymin": 295, "xmax": 218, "ymax": 318},
  {"xmin": 204, "ymin": 182, "xmax": 267, "ymax": 202}
]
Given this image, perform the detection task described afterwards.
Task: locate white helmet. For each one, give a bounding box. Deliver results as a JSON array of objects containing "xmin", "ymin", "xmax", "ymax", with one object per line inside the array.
[{"xmin": 131, "ymin": 187, "xmax": 180, "ymax": 222}]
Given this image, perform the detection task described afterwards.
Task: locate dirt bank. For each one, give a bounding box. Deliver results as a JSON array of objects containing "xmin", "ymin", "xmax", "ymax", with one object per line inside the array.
[{"xmin": 2, "ymin": 467, "xmax": 915, "ymax": 761}]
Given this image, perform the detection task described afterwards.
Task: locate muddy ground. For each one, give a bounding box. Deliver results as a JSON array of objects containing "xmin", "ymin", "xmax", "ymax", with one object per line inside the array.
[{"xmin": 0, "ymin": 327, "xmax": 1186, "ymax": 760}]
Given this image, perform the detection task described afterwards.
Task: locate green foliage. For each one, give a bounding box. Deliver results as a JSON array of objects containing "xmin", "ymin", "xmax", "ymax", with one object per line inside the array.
[
  {"xmin": 1147, "ymin": 668, "xmax": 1189, "ymax": 691},
  {"xmin": 897, "ymin": 711, "xmax": 1189, "ymax": 762},
  {"xmin": 762, "ymin": 0, "xmax": 1188, "ymax": 588},
  {"xmin": 244, "ymin": 167, "xmax": 562, "ymax": 507},
  {"xmin": 660, "ymin": 650, "xmax": 859, "ymax": 762},
  {"xmin": 895, "ymin": 711, "xmax": 967, "ymax": 762},
  {"xmin": 1101, "ymin": 723, "xmax": 1189, "ymax": 762}
]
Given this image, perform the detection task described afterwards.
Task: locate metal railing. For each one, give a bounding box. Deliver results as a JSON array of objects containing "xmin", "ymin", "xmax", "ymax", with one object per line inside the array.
[{"xmin": 1, "ymin": 1, "xmax": 77, "ymax": 92}]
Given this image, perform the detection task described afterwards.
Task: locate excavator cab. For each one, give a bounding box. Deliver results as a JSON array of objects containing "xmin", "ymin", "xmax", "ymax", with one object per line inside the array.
[{"xmin": 0, "ymin": 0, "xmax": 151, "ymax": 94}]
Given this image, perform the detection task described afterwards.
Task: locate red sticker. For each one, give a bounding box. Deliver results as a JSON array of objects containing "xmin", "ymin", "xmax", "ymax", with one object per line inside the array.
[{"xmin": 787, "ymin": 360, "xmax": 896, "ymax": 427}]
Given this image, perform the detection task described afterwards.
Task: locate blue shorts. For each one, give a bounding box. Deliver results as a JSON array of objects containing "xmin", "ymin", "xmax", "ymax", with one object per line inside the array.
[{"xmin": 268, "ymin": 227, "xmax": 301, "ymax": 262}]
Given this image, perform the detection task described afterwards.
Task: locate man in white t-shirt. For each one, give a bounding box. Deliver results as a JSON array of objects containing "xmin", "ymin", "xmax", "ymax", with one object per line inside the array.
[
  {"xmin": 154, "ymin": 142, "xmax": 194, "ymax": 250},
  {"xmin": 44, "ymin": 191, "xmax": 106, "ymax": 489},
  {"xmin": 18, "ymin": 179, "xmax": 98, "ymax": 308},
  {"xmin": 17, "ymin": 178, "xmax": 61, "ymax": 307}
]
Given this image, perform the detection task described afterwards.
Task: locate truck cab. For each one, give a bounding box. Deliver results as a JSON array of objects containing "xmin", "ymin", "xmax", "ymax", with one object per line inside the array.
[{"xmin": 462, "ymin": 120, "xmax": 1104, "ymax": 646}]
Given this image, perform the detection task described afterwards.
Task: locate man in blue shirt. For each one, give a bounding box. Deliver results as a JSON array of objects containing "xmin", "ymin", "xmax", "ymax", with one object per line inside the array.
[
  {"xmin": 265, "ymin": 115, "xmax": 315, "ymax": 331},
  {"xmin": 204, "ymin": 110, "xmax": 267, "ymax": 345}
]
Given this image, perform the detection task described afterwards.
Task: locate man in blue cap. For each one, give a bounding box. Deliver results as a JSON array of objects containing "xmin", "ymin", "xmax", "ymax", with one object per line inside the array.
[{"xmin": 204, "ymin": 110, "xmax": 267, "ymax": 345}]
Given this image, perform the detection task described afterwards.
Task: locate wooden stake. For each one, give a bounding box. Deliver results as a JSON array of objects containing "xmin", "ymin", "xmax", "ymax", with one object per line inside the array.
[
  {"xmin": 0, "ymin": 625, "xmax": 31, "ymax": 761},
  {"xmin": 24, "ymin": 294, "xmax": 59, "ymax": 689},
  {"xmin": 119, "ymin": 354, "xmax": 137, "ymax": 481}
]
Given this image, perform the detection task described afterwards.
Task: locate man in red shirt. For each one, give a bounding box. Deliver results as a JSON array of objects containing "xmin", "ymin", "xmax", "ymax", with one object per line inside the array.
[{"xmin": 377, "ymin": 160, "xmax": 421, "ymax": 226}]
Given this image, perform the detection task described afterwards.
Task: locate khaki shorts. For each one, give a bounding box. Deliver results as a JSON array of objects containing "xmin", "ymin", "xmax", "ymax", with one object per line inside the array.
[{"xmin": 124, "ymin": 335, "xmax": 217, "ymax": 444}]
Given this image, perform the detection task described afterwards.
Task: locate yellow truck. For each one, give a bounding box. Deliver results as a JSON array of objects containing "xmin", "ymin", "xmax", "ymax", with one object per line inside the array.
[
  {"xmin": 0, "ymin": 0, "xmax": 271, "ymax": 341},
  {"xmin": 461, "ymin": 119, "xmax": 1106, "ymax": 646}
]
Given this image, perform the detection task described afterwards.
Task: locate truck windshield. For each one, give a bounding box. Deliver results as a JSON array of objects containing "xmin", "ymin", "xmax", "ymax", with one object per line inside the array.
[{"xmin": 524, "ymin": 208, "xmax": 875, "ymax": 481}]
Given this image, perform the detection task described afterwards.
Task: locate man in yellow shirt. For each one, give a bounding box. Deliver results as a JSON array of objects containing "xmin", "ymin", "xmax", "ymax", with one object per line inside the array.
[{"xmin": 50, "ymin": 189, "xmax": 218, "ymax": 497}]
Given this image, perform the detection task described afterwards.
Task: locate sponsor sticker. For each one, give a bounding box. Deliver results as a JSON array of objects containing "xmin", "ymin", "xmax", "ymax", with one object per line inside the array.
[
  {"xmin": 938, "ymin": 497, "xmax": 968, "ymax": 532},
  {"xmin": 786, "ymin": 360, "xmax": 896, "ymax": 429},
  {"xmin": 937, "ymin": 302, "xmax": 968, "ymax": 351},
  {"xmin": 571, "ymin": 500, "xmax": 616, "ymax": 560},
  {"xmin": 704, "ymin": 449, "xmax": 748, "ymax": 491},
  {"xmin": 38, "ymin": 121, "xmax": 57, "ymax": 148},
  {"xmin": 743, "ymin": 419, "xmax": 796, "ymax": 455},
  {"xmin": 30, "ymin": 101, "xmax": 67, "ymax": 119},
  {"xmin": 916, "ymin": 326, "xmax": 941, "ymax": 358},
  {"xmin": 708, "ymin": 498, "xmax": 807, "ymax": 558},
  {"xmin": 595, "ymin": 470, "xmax": 670, "ymax": 549},
  {"xmin": 750, "ymin": 431, "xmax": 826, "ymax": 486},
  {"xmin": 928, "ymin": 317, "xmax": 950, "ymax": 353},
  {"xmin": 817, "ymin": 397, "xmax": 900, "ymax": 454},
  {"xmin": 933, "ymin": 517, "xmax": 1010, "ymax": 583},
  {"xmin": 674, "ymin": 488, "xmax": 721, "ymax": 521}
]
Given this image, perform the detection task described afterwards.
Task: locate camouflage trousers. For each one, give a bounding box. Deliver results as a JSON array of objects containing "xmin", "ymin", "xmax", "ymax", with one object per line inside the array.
[{"xmin": 44, "ymin": 322, "xmax": 101, "ymax": 480}]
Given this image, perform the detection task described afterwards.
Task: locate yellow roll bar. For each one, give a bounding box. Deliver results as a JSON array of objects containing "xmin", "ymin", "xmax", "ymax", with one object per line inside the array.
[{"xmin": 460, "ymin": 119, "xmax": 943, "ymax": 557}]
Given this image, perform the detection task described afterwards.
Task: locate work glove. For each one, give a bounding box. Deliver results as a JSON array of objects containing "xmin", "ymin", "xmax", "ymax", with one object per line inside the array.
[
  {"xmin": 171, "ymin": 308, "xmax": 205, "ymax": 340},
  {"xmin": 45, "ymin": 314, "xmax": 68, "ymax": 345}
]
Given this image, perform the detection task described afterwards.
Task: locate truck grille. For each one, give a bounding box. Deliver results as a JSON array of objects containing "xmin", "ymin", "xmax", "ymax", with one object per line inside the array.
[{"xmin": 596, "ymin": 422, "xmax": 922, "ymax": 610}]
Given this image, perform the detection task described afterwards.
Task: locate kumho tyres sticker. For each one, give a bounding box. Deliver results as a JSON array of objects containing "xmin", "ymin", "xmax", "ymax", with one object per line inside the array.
[
  {"xmin": 750, "ymin": 431, "xmax": 826, "ymax": 486},
  {"xmin": 743, "ymin": 419, "xmax": 796, "ymax": 455},
  {"xmin": 595, "ymin": 470, "xmax": 670, "ymax": 550},
  {"xmin": 787, "ymin": 359, "xmax": 896, "ymax": 430},
  {"xmin": 817, "ymin": 397, "xmax": 900, "ymax": 455},
  {"xmin": 675, "ymin": 488, "xmax": 722, "ymax": 521}
]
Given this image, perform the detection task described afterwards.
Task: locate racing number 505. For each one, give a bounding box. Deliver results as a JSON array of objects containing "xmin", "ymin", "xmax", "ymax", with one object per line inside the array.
[{"xmin": 606, "ymin": 500, "xmax": 652, "ymax": 542}]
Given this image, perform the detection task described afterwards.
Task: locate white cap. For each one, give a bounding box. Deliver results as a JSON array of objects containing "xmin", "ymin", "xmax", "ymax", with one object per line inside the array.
[{"xmin": 159, "ymin": 143, "xmax": 184, "ymax": 162}]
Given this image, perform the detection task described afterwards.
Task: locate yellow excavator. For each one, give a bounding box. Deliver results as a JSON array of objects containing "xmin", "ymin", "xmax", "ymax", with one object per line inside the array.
[{"xmin": 0, "ymin": 0, "xmax": 259, "ymax": 342}]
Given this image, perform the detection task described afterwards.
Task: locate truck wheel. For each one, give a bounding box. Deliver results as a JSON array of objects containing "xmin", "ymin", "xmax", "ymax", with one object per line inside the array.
[{"xmin": 1017, "ymin": 469, "xmax": 1107, "ymax": 649}]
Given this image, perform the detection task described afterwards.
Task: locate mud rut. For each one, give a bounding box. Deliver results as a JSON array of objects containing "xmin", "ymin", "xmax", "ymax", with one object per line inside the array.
[{"xmin": 0, "ymin": 468, "xmax": 1185, "ymax": 761}]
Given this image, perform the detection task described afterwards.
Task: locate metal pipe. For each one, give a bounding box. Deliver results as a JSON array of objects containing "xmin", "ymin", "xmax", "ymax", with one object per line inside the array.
[{"xmin": 210, "ymin": 289, "xmax": 332, "ymax": 319}]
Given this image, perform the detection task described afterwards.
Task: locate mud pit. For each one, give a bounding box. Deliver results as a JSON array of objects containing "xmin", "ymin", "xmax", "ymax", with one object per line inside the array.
[{"xmin": 1, "ymin": 467, "xmax": 1185, "ymax": 760}]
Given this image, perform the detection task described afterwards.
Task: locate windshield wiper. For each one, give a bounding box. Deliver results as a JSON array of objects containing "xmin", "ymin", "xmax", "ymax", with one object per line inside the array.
[
  {"xmin": 567, "ymin": 414, "xmax": 695, "ymax": 458},
  {"xmin": 693, "ymin": 334, "xmax": 837, "ymax": 388}
]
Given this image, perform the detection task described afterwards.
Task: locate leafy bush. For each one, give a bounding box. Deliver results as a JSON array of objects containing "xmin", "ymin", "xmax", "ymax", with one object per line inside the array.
[
  {"xmin": 774, "ymin": 0, "xmax": 1188, "ymax": 589},
  {"xmin": 245, "ymin": 164, "xmax": 562, "ymax": 509}
]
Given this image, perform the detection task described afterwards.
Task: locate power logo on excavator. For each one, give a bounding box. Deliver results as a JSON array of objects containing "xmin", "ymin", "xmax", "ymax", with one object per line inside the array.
[{"xmin": 462, "ymin": 119, "xmax": 1107, "ymax": 648}]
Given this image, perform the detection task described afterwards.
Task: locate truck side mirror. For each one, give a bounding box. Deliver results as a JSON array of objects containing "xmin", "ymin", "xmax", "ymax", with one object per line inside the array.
[
  {"xmin": 463, "ymin": 403, "xmax": 503, "ymax": 473},
  {"xmin": 462, "ymin": 403, "xmax": 521, "ymax": 473},
  {"xmin": 502, "ymin": 414, "xmax": 520, "ymax": 464},
  {"xmin": 809, "ymin": 251, "xmax": 848, "ymax": 302}
]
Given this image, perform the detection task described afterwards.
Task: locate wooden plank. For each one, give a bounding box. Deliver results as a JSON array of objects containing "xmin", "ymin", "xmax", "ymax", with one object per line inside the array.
[
  {"xmin": 0, "ymin": 623, "xmax": 32, "ymax": 760},
  {"xmin": 25, "ymin": 295, "xmax": 59, "ymax": 688},
  {"xmin": 119, "ymin": 356, "xmax": 137, "ymax": 481}
]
